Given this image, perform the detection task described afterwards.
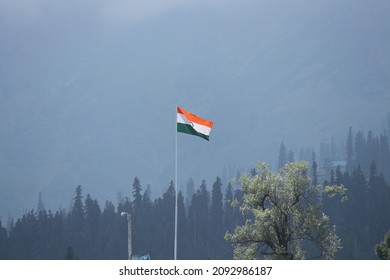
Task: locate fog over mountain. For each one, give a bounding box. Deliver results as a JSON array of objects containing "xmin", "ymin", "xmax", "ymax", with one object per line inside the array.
[{"xmin": 1, "ymin": 0, "xmax": 390, "ymax": 219}]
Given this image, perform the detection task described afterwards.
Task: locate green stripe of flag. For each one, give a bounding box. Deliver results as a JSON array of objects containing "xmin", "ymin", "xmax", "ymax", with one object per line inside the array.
[{"xmin": 177, "ymin": 123, "xmax": 210, "ymax": 141}]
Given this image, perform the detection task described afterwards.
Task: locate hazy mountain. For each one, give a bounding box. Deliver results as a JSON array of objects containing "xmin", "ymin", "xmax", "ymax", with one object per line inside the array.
[{"xmin": 1, "ymin": 0, "xmax": 390, "ymax": 219}]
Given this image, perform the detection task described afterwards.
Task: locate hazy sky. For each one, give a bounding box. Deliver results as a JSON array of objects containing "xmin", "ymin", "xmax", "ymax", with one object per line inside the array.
[
  {"xmin": 1, "ymin": 0, "xmax": 390, "ymax": 219},
  {"xmin": 0, "ymin": 0, "xmax": 254, "ymax": 27}
]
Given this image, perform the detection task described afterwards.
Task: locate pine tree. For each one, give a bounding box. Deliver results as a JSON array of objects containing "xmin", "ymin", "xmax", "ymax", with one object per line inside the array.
[
  {"xmin": 335, "ymin": 165, "xmax": 344, "ymax": 185},
  {"xmin": 153, "ymin": 181, "xmax": 175, "ymax": 259},
  {"xmin": 369, "ymin": 161, "xmax": 378, "ymax": 188},
  {"xmin": 210, "ymin": 177, "xmax": 224, "ymax": 258},
  {"xmin": 177, "ymin": 191, "xmax": 187, "ymax": 259},
  {"xmin": 330, "ymin": 169, "xmax": 335, "ymax": 185},
  {"xmin": 312, "ymin": 151, "xmax": 318, "ymax": 186},
  {"xmin": 100, "ymin": 201, "xmax": 121, "ymax": 259},
  {"xmin": 278, "ymin": 142, "xmax": 287, "ymax": 170},
  {"xmin": 345, "ymin": 127, "xmax": 353, "ymax": 170},
  {"xmin": 140, "ymin": 188, "xmax": 153, "ymax": 256},
  {"xmin": 197, "ymin": 180, "xmax": 210, "ymax": 232},
  {"xmin": 187, "ymin": 180, "xmax": 210, "ymax": 259},
  {"xmin": 68, "ymin": 185, "xmax": 85, "ymax": 257},
  {"xmin": 117, "ymin": 196, "xmax": 132, "ymax": 216},
  {"xmin": 84, "ymin": 194, "xmax": 101, "ymax": 257},
  {"xmin": 354, "ymin": 131, "xmax": 366, "ymax": 172},
  {"xmin": 287, "ymin": 150, "xmax": 295, "ymax": 163},
  {"xmin": 65, "ymin": 246, "xmax": 76, "ymax": 260},
  {"xmin": 379, "ymin": 134, "xmax": 390, "ymax": 181},
  {"xmin": 185, "ymin": 178, "xmax": 195, "ymax": 210},
  {"xmin": 37, "ymin": 192, "xmax": 45, "ymax": 213},
  {"xmin": 0, "ymin": 220, "xmax": 8, "ymax": 259},
  {"xmin": 223, "ymin": 183, "xmax": 234, "ymax": 259},
  {"xmin": 132, "ymin": 177, "xmax": 143, "ymax": 214},
  {"xmin": 71, "ymin": 185, "xmax": 84, "ymax": 229}
]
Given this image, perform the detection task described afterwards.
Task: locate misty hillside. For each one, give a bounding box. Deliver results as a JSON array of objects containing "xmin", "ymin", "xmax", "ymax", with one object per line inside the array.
[{"xmin": 1, "ymin": 0, "xmax": 390, "ymax": 219}]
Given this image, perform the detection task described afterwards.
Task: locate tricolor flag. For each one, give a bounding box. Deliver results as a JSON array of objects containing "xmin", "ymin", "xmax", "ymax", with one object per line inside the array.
[{"xmin": 177, "ymin": 107, "xmax": 213, "ymax": 141}]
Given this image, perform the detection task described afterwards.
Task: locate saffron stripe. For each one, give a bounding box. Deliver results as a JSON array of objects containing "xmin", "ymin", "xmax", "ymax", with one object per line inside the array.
[
  {"xmin": 177, "ymin": 107, "xmax": 213, "ymax": 128},
  {"xmin": 177, "ymin": 113, "xmax": 212, "ymax": 137}
]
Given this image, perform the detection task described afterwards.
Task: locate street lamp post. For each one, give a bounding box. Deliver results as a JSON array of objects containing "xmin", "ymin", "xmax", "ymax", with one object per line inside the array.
[{"xmin": 121, "ymin": 212, "xmax": 132, "ymax": 260}]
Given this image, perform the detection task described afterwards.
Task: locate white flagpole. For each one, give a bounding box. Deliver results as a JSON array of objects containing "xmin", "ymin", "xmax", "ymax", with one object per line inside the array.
[{"xmin": 174, "ymin": 106, "xmax": 178, "ymax": 260}]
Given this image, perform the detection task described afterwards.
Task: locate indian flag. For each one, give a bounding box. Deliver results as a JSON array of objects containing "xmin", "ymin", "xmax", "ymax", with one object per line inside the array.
[{"xmin": 177, "ymin": 107, "xmax": 213, "ymax": 141}]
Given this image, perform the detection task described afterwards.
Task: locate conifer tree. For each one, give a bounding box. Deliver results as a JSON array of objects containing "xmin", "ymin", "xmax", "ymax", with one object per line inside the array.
[
  {"xmin": 100, "ymin": 201, "xmax": 121, "ymax": 259},
  {"xmin": 346, "ymin": 127, "xmax": 353, "ymax": 170},
  {"xmin": 287, "ymin": 150, "xmax": 295, "ymax": 163},
  {"xmin": 222, "ymin": 183, "xmax": 235, "ymax": 259},
  {"xmin": 312, "ymin": 151, "xmax": 318, "ymax": 186},
  {"xmin": 187, "ymin": 180, "xmax": 210, "ymax": 259},
  {"xmin": 132, "ymin": 177, "xmax": 143, "ymax": 214},
  {"xmin": 153, "ymin": 181, "xmax": 175, "ymax": 259},
  {"xmin": 141, "ymin": 188, "xmax": 153, "ymax": 255},
  {"xmin": 37, "ymin": 192, "xmax": 45, "ymax": 213},
  {"xmin": 65, "ymin": 246, "xmax": 76, "ymax": 260},
  {"xmin": 71, "ymin": 185, "xmax": 84, "ymax": 230},
  {"xmin": 185, "ymin": 178, "xmax": 195, "ymax": 209},
  {"xmin": 67, "ymin": 185, "xmax": 86, "ymax": 257},
  {"xmin": 210, "ymin": 177, "xmax": 224, "ymax": 258},
  {"xmin": 354, "ymin": 131, "xmax": 366, "ymax": 171},
  {"xmin": 84, "ymin": 194, "xmax": 101, "ymax": 246},
  {"xmin": 177, "ymin": 191, "xmax": 187, "ymax": 259},
  {"xmin": 0, "ymin": 220, "xmax": 8, "ymax": 259},
  {"xmin": 278, "ymin": 142, "xmax": 287, "ymax": 170},
  {"xmin": 369, "ymin": 161, "xmax": 378, "ymax": 188}
]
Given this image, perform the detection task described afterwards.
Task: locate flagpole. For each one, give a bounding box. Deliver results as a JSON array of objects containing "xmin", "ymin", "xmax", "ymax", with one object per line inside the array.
[{"xmin": 174, "ymin": 106, "xmax": 178, "ymax": 260}]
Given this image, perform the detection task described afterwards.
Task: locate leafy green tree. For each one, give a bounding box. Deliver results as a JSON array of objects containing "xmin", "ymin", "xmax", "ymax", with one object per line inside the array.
[
  {"xmin": 225, "ymin": 161, "xmax": 345, "ymax": 260},
  {"xmin": 232, "ymin": 187, "xmax": 244, "ymax": 229},
  {"xmin": 222, "ymin": 183, "xmax": 235, "ymax": 259},
  {"xmin": 224, "ymin": 183, "xmax": 234, "ymax": 233},
  {"xmin": 376, "ymin": 230, "xmax": 390, "ymax": 259}
]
